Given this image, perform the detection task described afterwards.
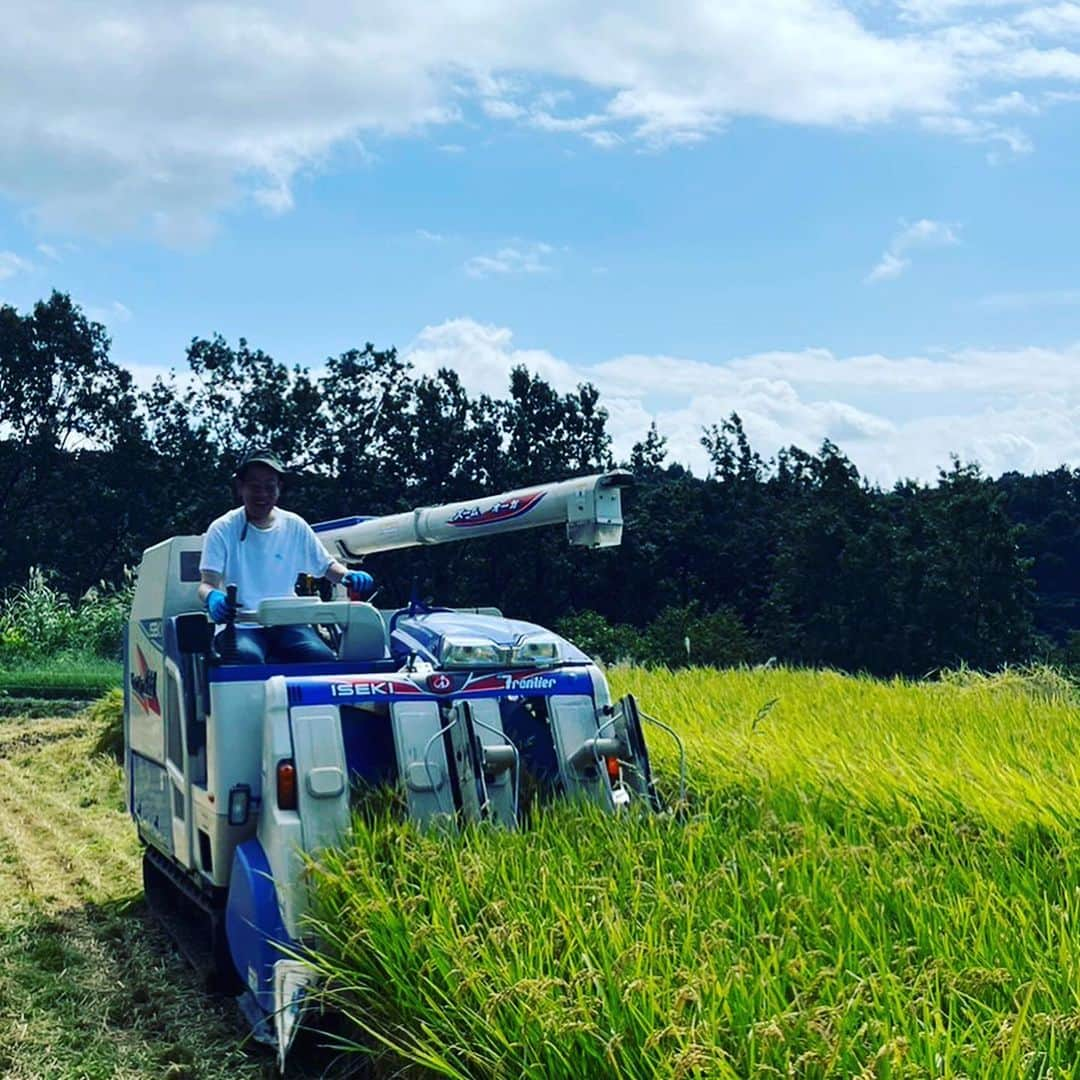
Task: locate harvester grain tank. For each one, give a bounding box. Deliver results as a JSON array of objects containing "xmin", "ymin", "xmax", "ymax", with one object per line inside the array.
[{"xmin": 123, "ymin": 471, "xmax": 680, "ymax": 1065}]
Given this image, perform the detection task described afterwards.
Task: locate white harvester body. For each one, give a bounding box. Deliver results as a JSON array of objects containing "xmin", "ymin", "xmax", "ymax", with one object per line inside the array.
[{"xmin": 123, "ymin": 470, "xmax": 679, "ymax": 1064}]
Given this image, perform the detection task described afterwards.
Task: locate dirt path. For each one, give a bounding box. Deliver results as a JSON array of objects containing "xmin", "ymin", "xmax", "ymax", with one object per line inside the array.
[{"xmin": 0, "ymin": 713, "xmax": 361, "ymax": 1080}]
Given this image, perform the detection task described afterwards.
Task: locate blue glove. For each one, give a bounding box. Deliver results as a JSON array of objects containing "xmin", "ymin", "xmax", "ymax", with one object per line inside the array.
[
  {"xmin": 206, "ymin": 588, "xmax": 238, "ymax": 623},
  {"xmin": 343, "ymin": 570, "xmax": 375, "ymax": 600}
]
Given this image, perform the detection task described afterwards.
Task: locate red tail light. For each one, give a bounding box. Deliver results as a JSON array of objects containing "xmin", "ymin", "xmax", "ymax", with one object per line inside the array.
[
  {"xmin": 605, "ymin": 755, "xmax": 621, "ymax": 781},
  {"xmin": 277, "ymin": 759, "xmax": 298, "ymax": 810}
]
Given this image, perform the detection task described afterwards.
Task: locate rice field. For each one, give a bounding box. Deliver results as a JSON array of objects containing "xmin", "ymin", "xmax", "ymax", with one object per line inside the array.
[{"xmin": 303, "ymin": 665, "xmax": 1080, "ymax": 1078}]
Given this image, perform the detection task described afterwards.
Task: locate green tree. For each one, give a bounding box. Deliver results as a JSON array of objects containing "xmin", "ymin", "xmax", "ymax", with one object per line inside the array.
[
  {"xmin": 629, "ymin": 422, "xmax": 668, "ymax": 478},
  {"xmin": 313, "ymin": 344, "xmax": 412, "ymax": 516},
  {"xmin": 0, "ymin": 293, "xmax": 141, "ymax": 587},
  {"xmin": 902, "ymin": 460, "xmax": 1035, "ymax": 671},
  {"xmin": 180, "ymin": 334, "xmax": 323, "ymax": 467},
  {"xmin": 995, "ymin": 467, "xmax": 1080, "ymax": 647},
  {"xmin": 759, "ymin": 440, "xmax": 893, "ymax": 669}
]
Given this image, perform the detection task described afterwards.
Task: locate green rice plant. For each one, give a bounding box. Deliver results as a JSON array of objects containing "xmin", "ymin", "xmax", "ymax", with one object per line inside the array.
[
  {"xmin": 0, "ymin": 656, "xmax": 122, "ymax": 697},
  {"xmin": 301, "ymin": 666, "xmax": 1080, "ymax": 1078}
]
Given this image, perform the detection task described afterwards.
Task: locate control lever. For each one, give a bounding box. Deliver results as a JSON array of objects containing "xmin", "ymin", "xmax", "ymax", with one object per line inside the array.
[{"xmin": 218, "ymin": 583, "xmax": 241, "ymax": 663}]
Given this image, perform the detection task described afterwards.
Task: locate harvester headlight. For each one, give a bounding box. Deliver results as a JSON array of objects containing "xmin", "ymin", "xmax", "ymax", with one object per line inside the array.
[
  {"xmin": 511, "ymin": 635, "xmax": 561, "ymax": 666},
  {"xmin": 439, "ymin": 639, "xmax": 510, "ymax": 667},
  {"xmin": 228, "ymin": 783, "xmax": 252, "ymax": 826}
]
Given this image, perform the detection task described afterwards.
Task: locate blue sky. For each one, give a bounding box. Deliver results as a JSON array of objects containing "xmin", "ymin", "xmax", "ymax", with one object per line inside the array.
[{"xmin": 2, "ymin": 0, "xmax": 1080, "ymax": 486}]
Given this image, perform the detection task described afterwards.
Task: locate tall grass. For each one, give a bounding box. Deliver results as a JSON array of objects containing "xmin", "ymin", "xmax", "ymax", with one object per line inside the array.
[
  {"xmin": 0, "ymin": 568, "xmax": 130, "ymax": 679},
  {"xmin": 302, "ymin": 665, "xmax": 1080, "ymax": 1077}
]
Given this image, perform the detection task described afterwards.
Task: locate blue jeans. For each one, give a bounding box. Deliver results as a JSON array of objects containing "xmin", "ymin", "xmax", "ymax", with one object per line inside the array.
[{"xmin": 218, "ymin": 625, "xmax": 335, "ymax": 664}]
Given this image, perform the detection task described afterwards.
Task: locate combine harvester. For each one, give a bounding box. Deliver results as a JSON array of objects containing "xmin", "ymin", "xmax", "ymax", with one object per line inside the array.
[{"xmin": 123, "ymin": 471, "xmax": 682, "ymax": 1065}]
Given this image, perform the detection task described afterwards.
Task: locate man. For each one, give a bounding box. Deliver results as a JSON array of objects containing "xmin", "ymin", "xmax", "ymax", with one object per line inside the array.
[{"xmin": 198, "ymin": 448, "xmax": 374, "ymax": 664}]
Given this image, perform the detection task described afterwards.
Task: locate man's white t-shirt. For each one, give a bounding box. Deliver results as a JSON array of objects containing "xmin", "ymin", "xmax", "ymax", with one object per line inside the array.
[{"xmin": 199, "ymin": 507, "xmax": 332, "ymax": 620}]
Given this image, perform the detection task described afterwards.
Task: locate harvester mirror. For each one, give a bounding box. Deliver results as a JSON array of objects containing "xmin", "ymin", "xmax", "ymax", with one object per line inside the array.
[{"xmin": 175, "ymin": 612, "xmax": 212, "ymax": 654}]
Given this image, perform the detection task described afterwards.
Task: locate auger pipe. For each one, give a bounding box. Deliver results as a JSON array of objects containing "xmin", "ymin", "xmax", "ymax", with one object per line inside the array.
[{"xmin": 314, "ymin": 470, "xmax": 632, "ymax": 560}]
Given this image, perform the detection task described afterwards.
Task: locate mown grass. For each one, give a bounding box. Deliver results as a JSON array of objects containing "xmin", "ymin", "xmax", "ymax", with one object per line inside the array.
[
  {"xmin": 0, "ymin": 707, "xmax": 279, "ymax": 1079},
  {"xmin": 303, "ymin": 665, "xmax": 1080, "ymax": 1078}
]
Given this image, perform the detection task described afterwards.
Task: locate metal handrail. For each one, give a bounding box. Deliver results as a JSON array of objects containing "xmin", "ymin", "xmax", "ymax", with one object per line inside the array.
[
  {"xmin": 422, "ymin": 714, "xmax": 459, "ymax": 815},
  {"xmin": 468, "ymin": 710, "xmax": 522, "ymax": 824},
  {"xmin": 638, "ymin": 709, "xmax": 687, "ymax": 806}
]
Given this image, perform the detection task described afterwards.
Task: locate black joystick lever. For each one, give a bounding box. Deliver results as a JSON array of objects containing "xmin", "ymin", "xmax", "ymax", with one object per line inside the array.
[{"xmin": 219, "ymin": 583, "xmax": 240, "ymax": 663}]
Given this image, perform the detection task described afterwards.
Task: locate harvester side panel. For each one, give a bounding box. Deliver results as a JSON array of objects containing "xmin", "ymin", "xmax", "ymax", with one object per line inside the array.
[
  {"xmin": 548, "ymin": 695, "xmax": 616, "ymax": 810},
  {"xmin": 163, "ymin": 656, "xmax": 195, "ymax": 870},
  {"xmin": 291, "ymin": 705, "xmax": 350, "ymax": 855},
  {"xmin": 128, "ymin": 537, "xmax": 203, "ymax": 812},
  {"xmin": 127, "ymin": 617, "xmax": 166, "ymax": 763},
  {"xmin": 446, "ymin": 703, "xmax": 481, "ymax": 823},
  {"xmin": 131, "ymin": 753, "xmax": 173, "ymax": 855},
  {"xmin": 259, "ymin": 678, "xmax": 308, "ymax": 938},
  {"xmin": 391, "ymin": 700, "xmax": 453, "ymax": 824},
  {"xmin": 131, "ymin": 536, "xmax": 204, "ymax": 620},
  {"xmin": 207, "ymin": 678, "xmax": 266, "ymax": 805},
  {"xmin": 192, "ymin": 677, "xmax": 266, "ymax": 888},
  {"xmin": 465, "ymin": 698, "xmax": 517, "ymax": 828}
]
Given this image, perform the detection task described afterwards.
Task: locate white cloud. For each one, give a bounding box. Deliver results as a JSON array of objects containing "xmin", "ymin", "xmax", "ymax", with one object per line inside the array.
[
  {"xmin": 416, "ymin": 229, "xmax": 447, "ymax": 242},
  {"xmin": 920, "ymin": 111, "xmax": 1033, "ymax": 155},
  {"xmin": 85, "ymin": 300, "xmax": 133, "ymax": 326},
  {"xmin": 402, "ymin": 317, "xmax": 1080, "ymax": 485},
  {"xmin": 978, "ymin": 287, "xmax": 1080, "ymax": 308},
  {"xmin": 974, "ymin": 90, "xmax": 1040, "ymax": 114},
  {"xmin": 35, "ymin": 243, "xmax": 62, "ymax": 261},
  {"xmin": 0, "ymin": 2, "xmax": 966, "ymax": 240},
  {"xmin": 0, "ymin": 252, "xmax": 32, "ymax": 281},
  {"xmin": 253, "ymin": 178, "xmax": 295, "ymax": 215},
  {"xmin": 4, "ymin": 1, "xmax": 1080, "ymax": 240},
  {"xmin": 896, "ymin": 219, "xmax": 962, "ymax": 249},
  {"xmin": 1017, "ymin": 3, "xmax": 1080, "ymax": 36},
  {"xmin": 583, "ymin": 130, "xmax": 622, "ymax": 149},
  {"xmin": 996, "ymin": 45, "xmax": 1080, "ymax": 79},
  {"xmin": 527, "ymin": 111, "xmax": 607, "ymax": 134},
  {"xmin": 866, "ymin": 218, "xmax": 961, "ymax": 283},
  {"xmin": 464, "ymin": 242, "xmax": 554, "ymax": 278},
  {"xmin": 987, "ymin": 127, "xmax": 1036, "ymax": 155},
  {"xmin": 406, "ymin": 318, "xmax": 578, "ymax": 390},
  {"xmin": 867, "ymin": 252, "xmax": 911, "ymax": 282},
  {"xmin": 897, "ymin": 0, "xmax": 1026, "ymax": 23},
  {"xmin": 482, "ymin": 99, "xmax": 526, "ymax": 120}
]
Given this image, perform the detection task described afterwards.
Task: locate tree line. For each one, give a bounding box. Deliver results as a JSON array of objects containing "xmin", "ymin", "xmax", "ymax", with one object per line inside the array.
[{"xmin": 2, "ymin": 291, "xmax": 1078, "ymax": 676}]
